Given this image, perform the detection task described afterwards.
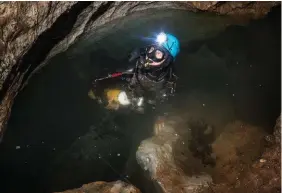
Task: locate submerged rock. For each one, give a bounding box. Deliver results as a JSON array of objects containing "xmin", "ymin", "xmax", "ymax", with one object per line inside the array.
[
  {"xmin": 52, "ymin": 115, "xmax": 281, "ymax": 193},
  {"xmin": 135, "ymin": 115, "xmax": 280, "ymax": 193},
  {"xmin": 55, "ymin": 180, "xmax": 141, "ymax": 193},
  {"xmin": 211, "ymin": 120, "xmax": 266, "ymax": 183},
  {"xmin": 205, "ymin": 116, "xmax": 281, "ymax": 193},
  {"xmin": 273, "ymin": 115, "xmax": 281, "ymax": 144},
  {"xmin": 136, "ymin": 116, "xmax": 212, "ymax": 193}
]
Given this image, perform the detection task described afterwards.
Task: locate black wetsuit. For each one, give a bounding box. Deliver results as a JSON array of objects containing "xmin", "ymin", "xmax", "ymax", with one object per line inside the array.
[
  {"xmin": 126, "ymin": 47, "xmax": 177, "ymax": 103},
  {"xmin": 91, "ymin": 46, "xmax": 177, "ymax": 109}
]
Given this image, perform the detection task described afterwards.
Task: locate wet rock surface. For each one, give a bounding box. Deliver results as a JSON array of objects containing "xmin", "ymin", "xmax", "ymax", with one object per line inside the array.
[
  {"xmin": 0, "ymin": 1, "xmax": 280, "ymax": 139},
  {"xmin": 0, "ymin": 2, "xmax": 75, "ymax": 88},
  {"xmin": 211, "ymin": 121, "xmax": 266, "ymax": 183},
  {"xmin": 0, "ymin": 1, "xmax": 78, "ymax": 139},
  {"xmin": 273, "ymin": 115, "xmax": 281, "ymax": 144},
  {"xmin": 135, "ymin": 115, "xmax": 281, "ymax": 193},
  {"xmin": 203, "ymin": 115, "xmax": 281, "ymax": 193},
  {"xmin": 55, "ymin": 180, "xmax": 141, "ymax": 193},
  {"xmin": 136, "ymin": 116, "xmax": 212, "ymax": 193},
  {"xmin": 55, "ymin": 115, "xmax": 280, "ymax": 193}
]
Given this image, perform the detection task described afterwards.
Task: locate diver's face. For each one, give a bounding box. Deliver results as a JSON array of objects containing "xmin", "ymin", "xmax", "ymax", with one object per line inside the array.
[
  {"xmin": 146, "ymin": 46, "xmax": 166, "ymax": 66},
  {"xmin": 148, "ymin": 47, "xmax": 164, "ymax": 59}
]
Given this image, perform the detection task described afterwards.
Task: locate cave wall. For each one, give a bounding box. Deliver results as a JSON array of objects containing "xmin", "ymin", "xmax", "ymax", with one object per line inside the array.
[{"xmin": 0, "ymin": 1, "xmax": 280, "ymax": 139}]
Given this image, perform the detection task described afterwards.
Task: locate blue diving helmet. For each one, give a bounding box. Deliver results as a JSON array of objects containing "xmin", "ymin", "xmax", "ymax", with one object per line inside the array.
[
  {"xmin": 155, "ymin": 32, "xmax": 180, "ymax": 59},
  {"xmin": 143, "ymin": 32, "xmax": 180, "ymax": 69}
]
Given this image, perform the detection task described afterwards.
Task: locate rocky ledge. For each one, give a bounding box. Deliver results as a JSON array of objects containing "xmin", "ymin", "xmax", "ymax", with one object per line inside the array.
[
  {"xmin": 55, "ymin": 180, "xmax": 141, "ymax": 193},
  {"xmin": 58, "ymin": 115, "xmax": 280, "ymax": 193}
]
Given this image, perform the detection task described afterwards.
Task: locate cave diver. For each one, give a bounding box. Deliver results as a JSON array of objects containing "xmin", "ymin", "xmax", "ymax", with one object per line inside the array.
[{"xmin": 88, "ymin": 32, "xmax": 180, "ymax": 112}]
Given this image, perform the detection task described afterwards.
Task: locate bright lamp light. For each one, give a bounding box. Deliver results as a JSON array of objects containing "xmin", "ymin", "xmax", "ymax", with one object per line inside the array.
[
  {"xmin": 156, "ymin": 32, "xmax": 167, "ymax": 44},
  {"xmin": 137, "ymin": 97, "xmax": 144, "ymax": 107}
]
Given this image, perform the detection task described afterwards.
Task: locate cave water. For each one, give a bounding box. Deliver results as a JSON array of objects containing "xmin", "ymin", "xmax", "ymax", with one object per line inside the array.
[{"xmin": 0, "ymin": 7, "xmax": 280, "ymax": 193}]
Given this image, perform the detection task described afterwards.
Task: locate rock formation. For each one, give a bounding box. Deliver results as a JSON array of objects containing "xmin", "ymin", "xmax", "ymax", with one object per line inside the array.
[
  {"xmin": 211, "ymin": 121, "xmax": 266, "ymax": 183},
  {"xmin": 55, "ymin": 180, "xmax": 141, "ymax": 193},
  {"xmin": 205, "ymin": 115, "xmax": 281, "ymax": 193},
  {"xmin": 136, "ymin": 116, "xmax": 212, "ymax": 193},
  {"xmin": 56, "ymin": 115, "xmax": 280, "ymax": 193}
]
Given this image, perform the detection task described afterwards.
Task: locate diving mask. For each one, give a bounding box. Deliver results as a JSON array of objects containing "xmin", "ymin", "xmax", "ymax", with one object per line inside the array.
[{"xmin": 143, "ymin": 46, "xmax": 167, "ymax": 67}]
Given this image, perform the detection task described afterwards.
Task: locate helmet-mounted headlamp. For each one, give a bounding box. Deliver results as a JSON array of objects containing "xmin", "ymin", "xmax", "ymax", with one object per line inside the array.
[{"xmin": 156, "ymin": 32, "xmax": 167, "ymax": 45}]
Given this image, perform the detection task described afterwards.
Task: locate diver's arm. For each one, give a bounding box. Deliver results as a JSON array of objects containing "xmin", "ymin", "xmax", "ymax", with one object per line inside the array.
[{"xmin": 93, "ymin": 47, "xmax": 145, "ymax": 84}]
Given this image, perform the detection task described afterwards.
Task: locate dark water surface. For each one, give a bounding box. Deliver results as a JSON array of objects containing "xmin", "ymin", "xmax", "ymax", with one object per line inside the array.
[{"xmin": 0, "ymin": 7, "xmax": 280, "ymax": 193}]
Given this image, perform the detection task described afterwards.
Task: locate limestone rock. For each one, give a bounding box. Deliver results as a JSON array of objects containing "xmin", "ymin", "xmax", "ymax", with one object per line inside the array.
[
  {"xmin": 55, "ymin": 180, "xmax": 141, "ymax": 193},
  {"xmin": 0, "ymin": 2, "xmax": 75, "ymax": 89},
  {"xmin": 0, "ymin": 1, "xmax": 75, "ymax": 140},
  {"xmin": 190, "ymin": 2, "xmax": 279, "ymax": 18},
  {"xmin": 207, "ymin": 116, "xmax": 281, "ymax": 193},
  {"xmin": 211, "ymin": 121, "xmax": 266, "ymax": 183},
  {"xmin": 136, "ymin": 116, "xmax": 212, "ymax": 193},
  {"xmin": 273, "ymin": 115, "xmax": 281, "ymax": 144}
]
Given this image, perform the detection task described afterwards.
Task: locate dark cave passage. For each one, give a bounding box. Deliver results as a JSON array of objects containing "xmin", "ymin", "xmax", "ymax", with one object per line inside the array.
[{"xmin": 0, "ymin": 6, "xmax": 280, "ymax": 193}]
